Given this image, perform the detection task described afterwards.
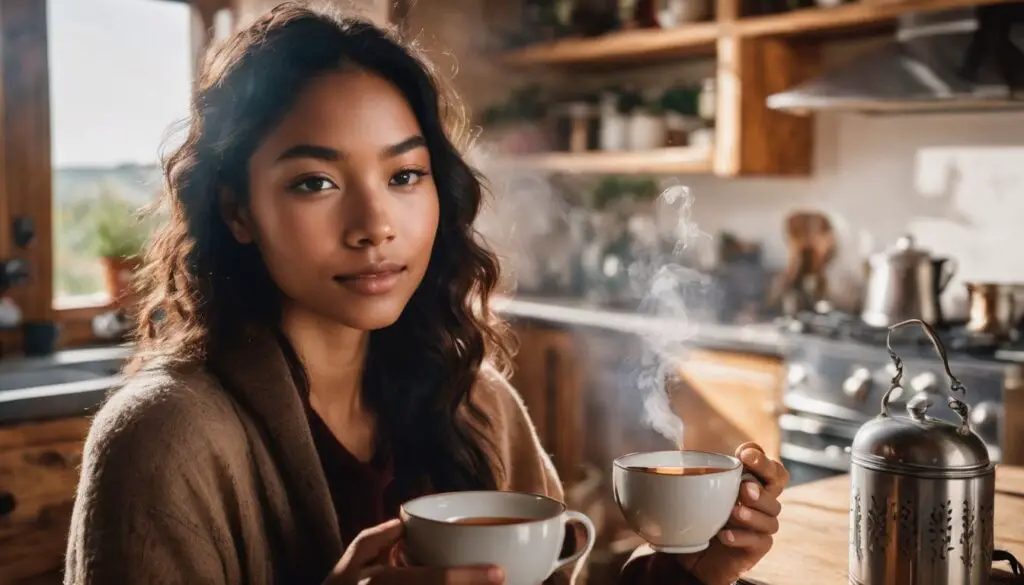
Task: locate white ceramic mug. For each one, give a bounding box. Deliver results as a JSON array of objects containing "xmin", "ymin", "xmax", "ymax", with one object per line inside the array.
[
  {"xmin": 401, "ymin": 491, "xmax": 595, "ymax": 585},
  {"xmin": 613, "ymin": 450, "xmax": 743, "ymax": 554}
]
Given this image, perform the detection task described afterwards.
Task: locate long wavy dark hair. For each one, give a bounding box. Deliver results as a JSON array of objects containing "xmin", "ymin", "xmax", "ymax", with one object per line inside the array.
[{"xmin": 130, "ymin": 2, "xmax": 512, "ymax": 494}]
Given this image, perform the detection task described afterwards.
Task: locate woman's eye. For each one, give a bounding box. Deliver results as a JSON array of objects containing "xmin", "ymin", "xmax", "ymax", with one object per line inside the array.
[
  {"xmin": 390, "ymin": 169, "xmax": 428, "ymax": 187},
  {"xmin": 290, "ymin": 177, "xmax": 337, "ymax": 194}
]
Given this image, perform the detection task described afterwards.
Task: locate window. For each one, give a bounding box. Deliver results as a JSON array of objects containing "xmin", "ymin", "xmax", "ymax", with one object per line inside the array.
[{"xmin": 48, "ymin": 0, "xmax": 192, "ymax": 308}]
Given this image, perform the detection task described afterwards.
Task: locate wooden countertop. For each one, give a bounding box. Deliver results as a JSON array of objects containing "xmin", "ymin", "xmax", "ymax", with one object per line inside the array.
[{"xmin": 744, "ymin": 466, "xmax": 1024, "ymax": 584}]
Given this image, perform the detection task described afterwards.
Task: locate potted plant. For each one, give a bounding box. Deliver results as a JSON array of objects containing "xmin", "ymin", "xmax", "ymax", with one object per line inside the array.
[
  {"xmin": 85, "ymin": 185, "xmax": 151, "ymax": 307},
  {"xmin": 661, "ymin": 86, "xmax": 703, "ymax": 146}
]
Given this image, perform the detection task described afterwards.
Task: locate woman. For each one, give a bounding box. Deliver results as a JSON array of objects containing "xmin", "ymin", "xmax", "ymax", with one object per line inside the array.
[{"xmin": 64, "ymin": 4, "xmax": 788, "ymax": 585}]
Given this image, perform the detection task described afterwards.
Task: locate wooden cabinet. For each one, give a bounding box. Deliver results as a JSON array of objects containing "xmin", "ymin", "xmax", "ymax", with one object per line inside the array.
[
  {"xmin": 509, "ymin": 320, "xmax": 586, "ymax": 482},
  {"xmin": 1004, "ymin": 364, "xmax": 1024, "ymax": 467},
  {"xmin": 0, "ymin": 417, "xmax": 89, "ymax": 585},
  {"xmin": 671, "ymin": 348, "xmax": 784, "ymax": 459}
]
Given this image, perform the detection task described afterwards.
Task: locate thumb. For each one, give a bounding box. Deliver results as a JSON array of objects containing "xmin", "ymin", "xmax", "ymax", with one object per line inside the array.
[{"xmin": 334, "ymin": 519, "xmax": 404, "ymax": 577}]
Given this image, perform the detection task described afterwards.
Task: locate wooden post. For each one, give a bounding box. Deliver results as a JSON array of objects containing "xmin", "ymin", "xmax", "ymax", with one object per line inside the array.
[
  {"xmin": 714, "ymin": 35, "xmax": 819, "ymax": 176},
  {"xmin": 0, "ymin": 0, "xmax": 53, "ymax": 322}
]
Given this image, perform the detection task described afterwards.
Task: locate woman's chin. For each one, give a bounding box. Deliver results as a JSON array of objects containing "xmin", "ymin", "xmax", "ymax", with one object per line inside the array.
[{"xmin": 329, "ymin": 304, "xmax": 406, "ymax": 332}]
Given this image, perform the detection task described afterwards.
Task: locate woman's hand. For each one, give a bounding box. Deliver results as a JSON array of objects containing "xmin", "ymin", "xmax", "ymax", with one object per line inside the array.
[
  {"xmin": 677, "ymin": 443, "xmax": 790, "ymax": 585},
  {"xmin": 323, "ymin": 519, "xmax": 506, "ymax": 585}
]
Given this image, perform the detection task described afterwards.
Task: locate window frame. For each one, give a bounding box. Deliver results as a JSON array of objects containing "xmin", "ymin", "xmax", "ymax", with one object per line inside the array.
[{"xmin": 0, "ymin": 0, "xmax": 223, "ymax": 352}]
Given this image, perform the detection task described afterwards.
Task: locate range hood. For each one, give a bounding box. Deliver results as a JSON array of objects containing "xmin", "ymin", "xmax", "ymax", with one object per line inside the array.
[{"xmin": 767, "ymin": 3, "xmax": 1024, "ymax": 115}]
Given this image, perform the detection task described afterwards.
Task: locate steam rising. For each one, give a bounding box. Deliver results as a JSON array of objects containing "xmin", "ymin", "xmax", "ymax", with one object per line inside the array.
[
  {"xmin": 635, "ymin": 185, "xmax": 710, "ymax": 448},
  {"xmin": 475, "ymin": 147, "xmax": 710, "ymax": 449}
]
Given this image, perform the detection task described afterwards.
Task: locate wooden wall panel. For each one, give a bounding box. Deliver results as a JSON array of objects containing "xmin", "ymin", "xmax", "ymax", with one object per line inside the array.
[{"xmin": 0, "ymin": 0, "xmax": 53, "ymax": 321}]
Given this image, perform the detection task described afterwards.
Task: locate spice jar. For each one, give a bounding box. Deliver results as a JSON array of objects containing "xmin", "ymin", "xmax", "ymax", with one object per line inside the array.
[{"xmin": 568, "ymin": 101, "xmax": 598, "ymax": 153}]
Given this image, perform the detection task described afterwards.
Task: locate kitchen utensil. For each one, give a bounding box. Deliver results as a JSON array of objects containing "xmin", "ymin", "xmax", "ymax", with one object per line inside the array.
[
  {"xmin": 849, "ymin": 319, "xmax": 1021, "ymax": 585},
  {"xmin": 22, "ymin": 321, "xmax": 60, "ymax": 356},
  {"xmin": 965, "ymin": 282, "xmax": 1020, "ymax": 341},
  {"xmin": 769, "ymin": 212, "xmax": 834, "ymax": 315},
  {"xmin": 861, "ymin": 235, "xmax": 956, "ymax": 328}
]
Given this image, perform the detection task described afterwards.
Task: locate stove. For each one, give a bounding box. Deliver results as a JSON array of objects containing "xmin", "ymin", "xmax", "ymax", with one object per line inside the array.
[{"xmin": 778, "ymin": 310, "xmax": 1016, "ymax": 486}]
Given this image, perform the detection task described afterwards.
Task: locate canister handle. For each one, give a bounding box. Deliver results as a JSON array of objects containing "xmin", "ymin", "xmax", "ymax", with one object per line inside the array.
[{"xmin": 879, "ymin": 318, "xmax": 971, "ymax": 435}]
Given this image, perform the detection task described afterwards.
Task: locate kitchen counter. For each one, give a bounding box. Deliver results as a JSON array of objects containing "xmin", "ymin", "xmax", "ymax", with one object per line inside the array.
[
  {"xmin": 0, "ymin": 344, "xmax": 131, "ymax": 372},
  {"xmin": 0, "ymin": 375, "xmax": 121, "ymax": 424},
  {"xmin": 494, "ymin": 296, "xmax": 785, "ymax": 356},
  {"xmin": 744, "ymin": 466, "xmax": 1024, "ymax": 584}
]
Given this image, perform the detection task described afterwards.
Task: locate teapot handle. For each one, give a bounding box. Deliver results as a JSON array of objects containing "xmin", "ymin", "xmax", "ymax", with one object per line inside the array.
[{"xmin": 879, "ymin": 319, "xmax": 971, "ymax": 435}]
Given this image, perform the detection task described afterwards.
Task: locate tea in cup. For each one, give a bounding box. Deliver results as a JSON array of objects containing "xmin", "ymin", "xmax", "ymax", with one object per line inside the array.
[
  {"xmin": 613, "ymin": 450, "xmax": 743, "ymax": 553},
  {"xmin": 400, "ymin": 491, "xmax": 595, "ymax": 585}
]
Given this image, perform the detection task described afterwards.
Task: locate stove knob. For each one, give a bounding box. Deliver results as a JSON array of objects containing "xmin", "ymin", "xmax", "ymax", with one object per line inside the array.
[
  {"xmin": 786, "ymin": 364, "xmax": 808, "ymax": 388},
  {"xmin": 970, "ymin": 401, "xmax": 1003, "ymax": 440},
  {"xmin": 910, "ymin": 372, "xmax": 939, "ymax": 394},
  {"xmin": 842, "ymin": 367, "xmax": 872, "ymax": 402},
  {"xmin": 824, "ymin": 445, "xmax": 845, "ymax": 460}
]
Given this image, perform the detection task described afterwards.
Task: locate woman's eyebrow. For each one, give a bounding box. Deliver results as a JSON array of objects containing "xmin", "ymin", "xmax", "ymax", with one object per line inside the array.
[
  {"xmin": 381, "ymin": 135, "xmax": 426, "ymax": 159},
  {"xmin": 276, "ymin": 144, "xmax": 343, "ymax": 162}
]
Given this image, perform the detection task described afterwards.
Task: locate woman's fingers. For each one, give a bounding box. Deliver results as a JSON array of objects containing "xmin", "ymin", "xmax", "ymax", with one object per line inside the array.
[
  {"xmin": 738, "ymin": 480, "xmax": 782, "ymax": 517},
  {"xmin": 361, "ymin": 565, "xmax": 505, "ymax": 585},
  {"xmin": 717, "ymin": 528, "xmax": 774, "ymax": 553},
  {"xmin": 336, "ymin": 519, "xmax": 405, "ymax": 573},
  {"xmin": 736, "ymin": 444, "xmax": 790, "ymax": 497},
  {"xmin": 729, "ymin": 501, "xmax": 780, "ymax": 535}
]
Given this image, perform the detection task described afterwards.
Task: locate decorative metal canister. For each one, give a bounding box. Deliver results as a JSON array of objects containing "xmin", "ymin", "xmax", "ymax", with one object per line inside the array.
[{"xmin": 849, "ymin": 319, "xmax": 995, "ymax": 585}]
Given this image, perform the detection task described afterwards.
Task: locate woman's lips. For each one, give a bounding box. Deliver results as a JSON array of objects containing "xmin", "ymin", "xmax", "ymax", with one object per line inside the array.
[{"xmin": 333, "ymin": 268, "xmax": 405, "ymax": 295}]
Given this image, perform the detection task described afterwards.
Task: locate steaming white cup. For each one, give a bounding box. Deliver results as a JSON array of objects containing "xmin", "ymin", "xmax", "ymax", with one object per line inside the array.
[
  {"xmin": 401, "ymin": 491, "xmax": 595, "ymax": 585},
  {"xmin": 613, "ymin": 450, "xmax": 743, "ymax": 554}
]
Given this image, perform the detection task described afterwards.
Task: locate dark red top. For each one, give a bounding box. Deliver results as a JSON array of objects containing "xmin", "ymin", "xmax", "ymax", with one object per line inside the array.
[{"xmin": 304, "ymin": 403, "xmax": 403, "ymax": 546}]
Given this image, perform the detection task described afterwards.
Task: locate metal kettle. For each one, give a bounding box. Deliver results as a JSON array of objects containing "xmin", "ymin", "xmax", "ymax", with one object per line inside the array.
[
  {"xmin": 861, "ymin": 235, "xmax": 956, "ymax": 328},
  {"xmin": 849, "ymin": 319, "xmax": 1020, "ymax": 585}
]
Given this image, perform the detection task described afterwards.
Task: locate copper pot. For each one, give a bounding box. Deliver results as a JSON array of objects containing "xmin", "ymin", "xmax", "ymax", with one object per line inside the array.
[{"xmin": 965, "ymin": 282, "xmax": 1022, "ymax": 341}]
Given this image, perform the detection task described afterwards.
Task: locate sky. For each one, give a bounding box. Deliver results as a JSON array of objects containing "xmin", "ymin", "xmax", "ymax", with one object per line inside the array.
[{"xmin": 48, "ymin": 0, "xmax": 193, "ymax": 168}]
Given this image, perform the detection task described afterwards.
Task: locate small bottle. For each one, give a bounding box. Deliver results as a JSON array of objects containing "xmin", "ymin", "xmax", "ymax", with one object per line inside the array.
[{"xmin": 698, "ymin": 77, "xmax": 716, "ymax": 122}]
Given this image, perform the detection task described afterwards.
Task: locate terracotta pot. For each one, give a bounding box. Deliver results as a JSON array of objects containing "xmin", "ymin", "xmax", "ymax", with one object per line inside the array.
[{"xmin": 100, "ymin": 255, "xmax": 141, "ymax": 308}]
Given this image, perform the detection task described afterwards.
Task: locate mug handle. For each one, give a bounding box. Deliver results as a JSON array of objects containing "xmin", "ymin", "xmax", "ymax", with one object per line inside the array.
[{"xmin": 552, "ymin": 510, "xmax": 596, "ymax": 580}]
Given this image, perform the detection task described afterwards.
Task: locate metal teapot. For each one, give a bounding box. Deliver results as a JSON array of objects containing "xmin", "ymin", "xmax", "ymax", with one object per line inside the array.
[
  {"xmin": 861, "ymin": 235, "xmax": 956, "ymax": 328},
  {"xmin": 848, "ymin": 319, "xmax": 1020, "ymax": 585}
]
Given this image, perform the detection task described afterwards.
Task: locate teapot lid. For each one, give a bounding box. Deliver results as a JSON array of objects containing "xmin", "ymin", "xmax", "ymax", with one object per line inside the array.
[
  {"xmin": 851, "ymin": 392, "xmax": 991, "ymax": 476},
  {"xmin": 853, "ymin": 319, "xmax": 993, "ymax": 477},
  {"xmin": 874, "ymin": 234, "xmax": 930, "ymax": 262}
]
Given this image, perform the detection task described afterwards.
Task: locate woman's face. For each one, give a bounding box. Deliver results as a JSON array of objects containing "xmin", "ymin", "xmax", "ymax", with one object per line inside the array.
[{"xmin": 235, "ymin": 70, "xmax": 440, "ymax": 331}]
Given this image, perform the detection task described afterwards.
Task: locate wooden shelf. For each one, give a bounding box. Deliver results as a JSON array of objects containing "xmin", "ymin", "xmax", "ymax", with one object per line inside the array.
[
  {"xmin": 500, "ymin": 22, "xmax": 718, "ymax": 67},
  {"xmin": 491, "ymin": 147, "xmax": 714, "ymax": 175},
  {"xmin": 499, "ymin": 0, "xmax": 1017, "ymax": 68}
]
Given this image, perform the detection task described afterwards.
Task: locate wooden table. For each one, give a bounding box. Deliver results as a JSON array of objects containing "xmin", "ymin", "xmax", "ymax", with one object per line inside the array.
[{"xmin": 744, "ymin": 466, "xmax": 1024, "ymax": 585}]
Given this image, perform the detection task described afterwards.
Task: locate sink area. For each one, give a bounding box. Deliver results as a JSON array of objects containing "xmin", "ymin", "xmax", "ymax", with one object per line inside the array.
[
  {"xmin": 0, "ymin": 368, "xmax": 106, "ymax": 392},
  {"xmin": 0, "ymin": 345, "xmax": 131, "ymax": 423}
]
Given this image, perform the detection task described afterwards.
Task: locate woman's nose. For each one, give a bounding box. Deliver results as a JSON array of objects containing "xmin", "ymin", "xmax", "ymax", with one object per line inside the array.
[{"xmin": 342, "ymin": 188, "xmax": 396, "ymax": 249}]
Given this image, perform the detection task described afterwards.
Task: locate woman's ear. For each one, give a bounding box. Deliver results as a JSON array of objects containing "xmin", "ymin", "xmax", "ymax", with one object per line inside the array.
[{"xmin": 220, "ymin": 189, "xmax": 254, "ymax": 244}]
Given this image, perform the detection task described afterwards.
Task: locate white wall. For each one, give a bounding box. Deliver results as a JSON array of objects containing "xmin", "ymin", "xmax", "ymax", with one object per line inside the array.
[{"xmin": 681, "ymin": 110, "xmax": 1024, "ymax": 309}]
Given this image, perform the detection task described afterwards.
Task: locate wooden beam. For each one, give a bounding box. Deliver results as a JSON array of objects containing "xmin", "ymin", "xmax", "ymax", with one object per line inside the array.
[
  {"xmin": 714, "ymin": 35, "xmax": 819, "ymax": 176},
  {"xmin": 735, "ymin": 0, "xmax": 1021, "ymax": 37}
]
